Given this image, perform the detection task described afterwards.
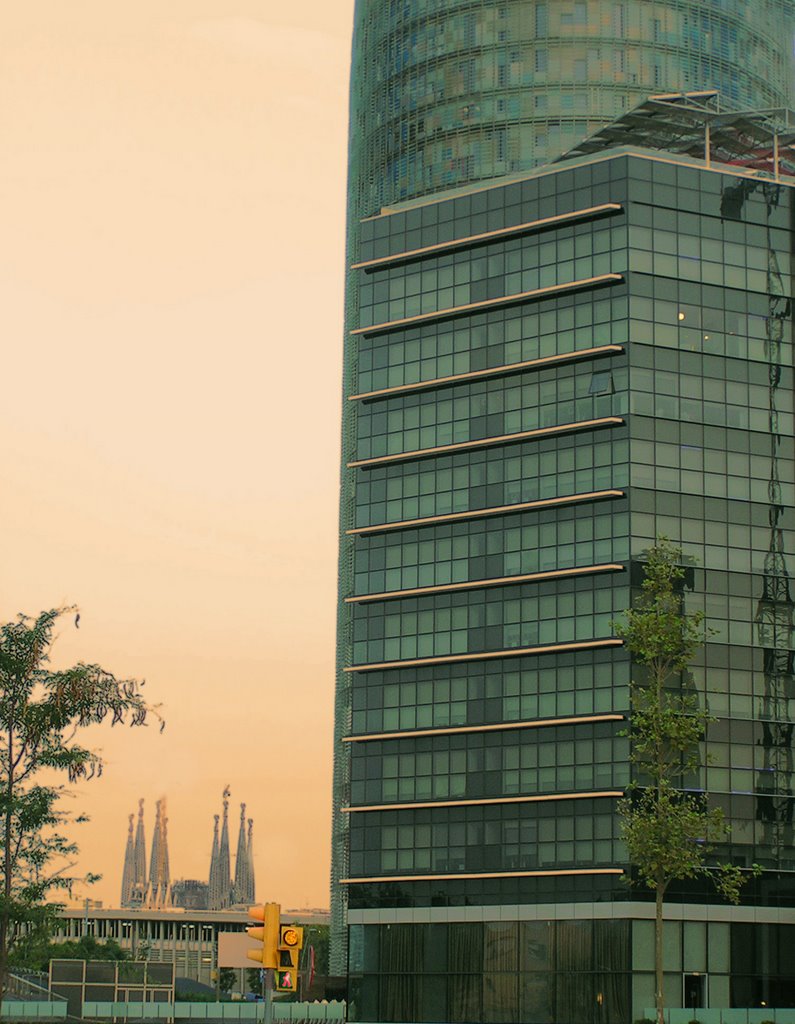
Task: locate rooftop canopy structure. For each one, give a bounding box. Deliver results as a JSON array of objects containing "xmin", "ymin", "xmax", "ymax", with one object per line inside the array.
[{"xmin": 557, "ymin": 90, "xmax": 795, "ymax": 180}]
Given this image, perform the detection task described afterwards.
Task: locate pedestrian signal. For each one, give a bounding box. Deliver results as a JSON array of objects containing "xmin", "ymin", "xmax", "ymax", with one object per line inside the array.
[{"xmin": 275, "ymin": 967, "xmax": 296, "ymax": 992}]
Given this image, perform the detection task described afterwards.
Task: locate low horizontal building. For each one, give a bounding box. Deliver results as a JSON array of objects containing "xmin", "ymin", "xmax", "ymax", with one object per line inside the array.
[{"xmin": 55, "ymin": 907, "xmax": 329, "ymax": 989}]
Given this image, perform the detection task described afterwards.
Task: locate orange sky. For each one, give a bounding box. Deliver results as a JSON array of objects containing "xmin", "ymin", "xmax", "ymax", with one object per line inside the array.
[{"xmin": 0, "ymin": 1, "xmax": 355, "ymax": 910}]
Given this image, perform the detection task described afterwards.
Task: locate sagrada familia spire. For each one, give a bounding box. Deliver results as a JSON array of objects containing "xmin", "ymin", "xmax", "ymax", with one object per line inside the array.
[
  {"xmin": 148, "ymin": 798, "xmax": 171, "ymax": 908},
  {"xmin": 121, "ymin": 813, "xmax": 135, "ymax": 906},
  {"xmin": 120, "ymin": 798, "xmax": 171, "ymax": 909},
  {"xmin": 120, "ymin": 800, "xmax": 150, "ymax": 908},
  {"xmin": 133, "ymin": 799, "xmax": 147, "ymax": 899},
  {"xmin": 207, "ymin": 787, "xmax": 255, "ymax": 909},
  {"xmin": 208, "ymin": 786, "xmax": 232, "ymax": 909},
  {"xmin": 233, "ymin": 803, "xmax": 255, "ymax": 905},
  {"xmin": 120, "ymin": 788, "xmax": 255, "ymax": 910}
]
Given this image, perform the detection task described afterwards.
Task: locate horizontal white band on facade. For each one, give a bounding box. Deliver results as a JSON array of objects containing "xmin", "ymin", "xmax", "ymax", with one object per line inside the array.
[
  {"xmin": 342, "ymin": 712, "xmax": 625, "ymax": 744},
  {"xmin": 340, "ymin": 867, "xmax": 624, "ymax": 885},
  {"xmin": 345, "ymin": 562, "xmax": 625, "ymax": 604},
  {"xmin": 344, "ymin": 637, "xmax": 623, "ymax": 674},
  {"xmin": 350, "ymin": 203, "xmax": 624, "ymax": 271},
  {"xmin": 347, "ymin": 899, "xmax": 795, "ymax": 925},
  {"xmin": 342, "ymin": 790, "xmax": 623, "ymax": 814},
  {"xmin": 348, "ymin": 344, "xmax": 625, "ymax": 402},
  {"xmin": 350, "ymin": 274, "xmax": 625, "ymax": 337},
  {"xmin": 348, "ymin": 416, "xmax": 624, "ymax": 469},
  {"xmin": 346, "ymin": 487, "xmax": 625, "ymax": 536}
]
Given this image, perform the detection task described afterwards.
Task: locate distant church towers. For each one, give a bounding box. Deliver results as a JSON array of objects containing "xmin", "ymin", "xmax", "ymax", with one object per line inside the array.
[
  {"xmin": 119, "ymin": 798, "xmax": 172, "ymax": 909},
  {"xmin": 148, "ymin": 798, "xmax": 171, "ymax": 908},
  {"xmin": 121, "ymin": 813, "xmax": 135, "ymax": 905},
  {"xmin": 207, "ymin": 786, "xmax": 255, "ymax": 909},
  {"xmin": 120, "ymin": 800, "xmax": 152, "ymax": 908},
  {"xmin": 120, "ymin": 788, "xmax": 255, "ymax": 910},
  {"xmin": 208, "ymin": 787, "xmax": 231, "ymax": 910},
  {"xmin": 233, "ymin": 803, "xmax": 256, "ymax": 906},
  {"xmin": 133, "ymin": 799, "xmax": 146, "ymax": 898}
]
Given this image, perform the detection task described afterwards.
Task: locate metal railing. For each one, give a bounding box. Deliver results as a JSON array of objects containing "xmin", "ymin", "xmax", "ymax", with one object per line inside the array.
[
  {"xmin": 79, "ymin": 1000, "xmax": 346, "ymax": 1020},
  {"xmin": 5, "ymin": 972, "xmax": 63, "ymax": 1002},
  {"xmin": 1, "ymin": 974, "xmax": 68, "ymax": 1020},
  {"xmin": 647, "ymin": 1010, "xmax": 795, "ymax": 1024}
]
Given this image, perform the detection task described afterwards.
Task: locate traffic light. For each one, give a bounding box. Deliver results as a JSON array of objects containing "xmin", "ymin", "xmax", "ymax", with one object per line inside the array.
[
  {"xmin": 280, "ymin": 925, "xmax": 303, "ymax": 950},
  {"xmin": 246, "ymin": 903, "xmax": 280, "ymax": 970},
  {"xmin": 274, "ymin": 924, "xmax": 304, "ymax": 993}
]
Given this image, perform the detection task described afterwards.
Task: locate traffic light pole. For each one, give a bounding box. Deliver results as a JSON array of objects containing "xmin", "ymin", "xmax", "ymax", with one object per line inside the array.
[
  {"xmin": 245, "ymin": 905, "xmax": 302, "ymax": 1016},
  {"xmin": 262, "ymin": 968, "xmax": 273, "ymax": 1024}
]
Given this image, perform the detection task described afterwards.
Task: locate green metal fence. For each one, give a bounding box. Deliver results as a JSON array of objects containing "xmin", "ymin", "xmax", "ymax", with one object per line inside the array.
[
  {"xmin": 0, "ymin": 1004, "xmax": 68, "ymax": 1020},
  {"xmin": 77, "ymin": 1001, "xmax": 346, "ymax": 1020},
  {"xmin": 647, "ymin": 1010, "xmax": 795, "ymax": 1024}
]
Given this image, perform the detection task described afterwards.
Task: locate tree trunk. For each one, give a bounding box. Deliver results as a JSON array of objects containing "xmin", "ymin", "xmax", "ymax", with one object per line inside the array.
[
  {"xmin": 654, "ymin": 658, "xmax": 666, "ymax": 1024},
  {"xmin": 0, "ymin": 914, "xmax": 7, "ymax": 1022},
  {"xmin": 1, "ymin": 723, "xmax": 15, "ymax": 1017},
  {"xmin": 655, "ymin": 884, "xmax": 665, "ymax": 1024}
]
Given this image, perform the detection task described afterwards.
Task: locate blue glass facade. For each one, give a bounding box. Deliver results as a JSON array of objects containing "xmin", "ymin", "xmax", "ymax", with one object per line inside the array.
[
  {"xmin": 347, "ymin": 0, "xmax": 795, "ymax": 217},
  {"xmin": 334, "ymin": 148, "xmax": 795, "ymax": 1017},
  {"xmin": 334, "ymin": 1, "xmax": 795, "ymax": 1017}
]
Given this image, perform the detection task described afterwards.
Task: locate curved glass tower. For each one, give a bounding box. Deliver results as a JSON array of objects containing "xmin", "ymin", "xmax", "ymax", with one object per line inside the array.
[
  {"xmin": 347, "ymin": 0, "xmax": 795, "ymax": 220},
  {"xmin": 333, "ymin": 0, "xmax": 795, "ymax": 1016}
]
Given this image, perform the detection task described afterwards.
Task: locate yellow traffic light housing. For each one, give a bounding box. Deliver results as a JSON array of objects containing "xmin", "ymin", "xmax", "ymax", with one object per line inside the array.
[
  {"xmin": 278, "ymin": 925, "xmax": 303, "ymax": 951},
  {"xmin": 246, "ymin": 903, "xmax": 280, "ymax": 969},
  {"xmin": 273, "ymin": 924, "xmax": 303, "ymax": 993}
]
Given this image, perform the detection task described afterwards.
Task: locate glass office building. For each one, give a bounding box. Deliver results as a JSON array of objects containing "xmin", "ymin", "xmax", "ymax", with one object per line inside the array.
[
  {"xmin": 334, "ymin": 3, "xmax": 795, "ymax": 1020},
  {"xmin": 347, "ymin": 0, "xmax": 795, "ymax": 218}
]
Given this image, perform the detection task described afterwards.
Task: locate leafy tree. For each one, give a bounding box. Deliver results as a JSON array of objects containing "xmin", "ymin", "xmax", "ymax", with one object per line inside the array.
[
  {"xmin": 10, "ymin": 934, "xmax": 129, "ymax": 972},
  {"xmin": 218, "ymin": 967, "xmax": 236, "ymax": 994},
  {"xmin": 613, "ymin": 540, "xmax": 747, "ymax": 1024},
  {"xmin": 0, "ymin": 607, "xmax": 160, "ymax": 1011},
  {"xmin": 301, "ymin": 924, "xmax": 329, "ymax": 977}
]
